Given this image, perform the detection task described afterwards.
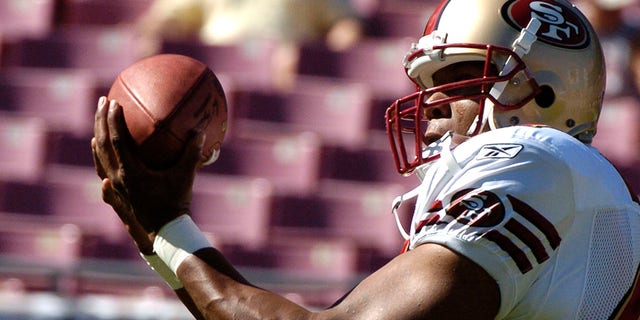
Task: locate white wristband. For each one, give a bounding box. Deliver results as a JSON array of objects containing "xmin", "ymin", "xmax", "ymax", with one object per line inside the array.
[
  {"xmin": 153, "ymin": 214, "xmax": 212, "ymax": 274},
  {"xmin": 140, "ymin": 253, "xmax": 184, "ymax": 290}
]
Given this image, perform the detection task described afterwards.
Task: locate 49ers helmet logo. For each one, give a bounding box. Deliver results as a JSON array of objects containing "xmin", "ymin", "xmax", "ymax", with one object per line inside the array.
[{"xmin": 501, "ymin": 0, "xmax": 590, "ymax": 49}]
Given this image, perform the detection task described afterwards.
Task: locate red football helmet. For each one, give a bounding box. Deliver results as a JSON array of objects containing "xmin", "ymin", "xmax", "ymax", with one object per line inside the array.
[{"xmin": 385, "ymin": 0, "xmax": 605, "ymax": 175}]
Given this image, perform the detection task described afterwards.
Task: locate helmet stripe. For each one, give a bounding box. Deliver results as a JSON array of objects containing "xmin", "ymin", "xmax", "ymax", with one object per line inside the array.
[{"xmin": 423, "ymin": 0, "xmax": 451, "ymax": 35}]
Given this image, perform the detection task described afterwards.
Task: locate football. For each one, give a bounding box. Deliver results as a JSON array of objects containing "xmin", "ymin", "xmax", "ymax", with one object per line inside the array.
[{"xmin": 108, "ymin": 54, "xmax": 228, "ymax": 169}]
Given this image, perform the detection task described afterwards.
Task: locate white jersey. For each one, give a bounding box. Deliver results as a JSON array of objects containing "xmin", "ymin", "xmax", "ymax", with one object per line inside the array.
[{"xmin": 405, "ymin": 126, "xmax": 640, "ymax": 319}]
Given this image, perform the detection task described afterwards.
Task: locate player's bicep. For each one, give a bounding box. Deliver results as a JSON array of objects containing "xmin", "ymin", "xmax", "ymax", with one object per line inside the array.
[{"xmin": 323, "ymin": 242, "xmax": 500, "ymax": 320}]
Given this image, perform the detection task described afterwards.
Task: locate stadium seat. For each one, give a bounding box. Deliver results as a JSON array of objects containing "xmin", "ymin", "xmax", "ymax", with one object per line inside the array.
[
  {"xmin": 0, "ymin": 115, "xmax": 48, "ymax": 183},
  {"xmin": 224, "ymin": 235, "xmax": 360, "ymax": 283},
  {"xmin": 592, "ymin": 96, "xmax": 640, "ymax": 168},
  {"xmin": 190, "ymin": 174, "xmax": 275, "ymax": 249},
  {"xmin": 161, "ymin": 39, "xmax": 283, "ymax": 91},
  {"xmin": 0, "ymin": 67, "xmax": 98, "ymax": 136},
  {"xmin": 0, "ymin": 179, "xmax": 48, "ymax": 216},
  {"xmin": 1, "ymin": 26, "xmax": 140, "ymax": 84},
  {"xmin": 202, "ymin": 130, "xmax": 323, "ymax": 195},
  {"xmin": 362, "ymin": 1, "xmax": 434, "ymax": 38},
  {"xmin": 57, "ymin": 0, "xmax": 153, "ymax": 26},
  {"xmin": 73, "ymin": 292, "xmax": 193, "ymax": 319},
  {"xmin": 46, "ymin": 131, "xmax": 95, "ymax": 167},
  {"xmin": 298, "ymin": 38, "xmax": 414, "ymax": 101},
  {"xmin": 221, "ymin": 234, "xmax": 362, "ymax": 307},
  {"xmin": 232, "ymin": 76, "xmax": 373, "ymax": 148},
  {"xmin": 319, "ymin": 136, "xmax": 419, "ymax": 190},
  {"xmin": 42, "ymin": 165, "xmax": 126, "ymax": 240},
  {"xmin": 593, "ymin": 96, "xmax": 640, "ymax": 194},
  {"xmin": 271, "ymin": 179, "xmax": 410, "ymax": 255},
  {"xmin": 0, "ymin": 0, "xmax": 56, "ymax": 41},
  {"xmin": 0, "ymin": 213, "xmax": 83, "ymax": 269}
]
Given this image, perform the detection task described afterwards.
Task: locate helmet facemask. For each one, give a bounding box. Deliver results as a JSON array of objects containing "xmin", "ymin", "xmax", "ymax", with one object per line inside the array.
[{"xmin": 386, "ymin": 40, "xmax": 541, "ymax": 175}]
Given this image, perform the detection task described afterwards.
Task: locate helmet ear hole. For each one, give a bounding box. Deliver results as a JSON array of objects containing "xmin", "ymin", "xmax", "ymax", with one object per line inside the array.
[{"xmin": 534, "ymin": 85, "xmax": 555, "ymax": 109}]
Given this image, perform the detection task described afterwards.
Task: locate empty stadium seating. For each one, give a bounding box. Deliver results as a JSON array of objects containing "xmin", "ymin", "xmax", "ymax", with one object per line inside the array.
[
  {"xmin": 1, "ymin": 26, "xmax": 140, "ymax": 84},
  {"xmin": 190, "ymin": 174, "xmax": 274, "ymax": 249},
  {"xmin": 232, "ymin": 76, "xmax": 374, "ymax": 147},
  {"xmin": 0, "ymin": 213, "xmax": 82, "ymax": 269},
  {"xmin": 161, "ymin": 39, "xmax": 284, "ymax": 91},
  {"xmin": 362, "ymin": 0, "xmax": 434, "ymax": 38},
  {"xmin": 42, "ymin": 165, "xmax": 127, "ymax": 240},
  {"xmin": 0, "ymin": 0, "xmax": 56, "ymax": 41},
  {"xmin": 270, "ymin": 179, "xmax": 410, "ymax": 255},
  {"xmin": 0, "ymin": 115, "xmax": 48, "ymax": 183},
  {"xmin": 1, "ymin": 0, "xmax": 638, "ymax": 316},
  {"xmin": 592, "ymin": 96, "xmax": 640, "ymax": 168},
  {"xmin": 56, "ymin": 0, "xmax": 153, "ymax": 26},
  {"xmin": 298, "ymin": 38, "xmax": 414, "ymax": 100},
  {"xmin": 0, "ymin": 67, "xmax": 99, "ymax": 136},
  {"xmin": 202, "ymin": 129, "xmax": 323, "ymax": 195},
  {"xmin": 319, "ymin": 133, "xmax": 418, "ymax": 189}
]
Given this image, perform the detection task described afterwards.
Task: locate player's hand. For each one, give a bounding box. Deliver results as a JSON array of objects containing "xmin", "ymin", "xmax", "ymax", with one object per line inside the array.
[
  {"xmin": 96, "ymin": 165, "xmax": 155, "ymax": 254},
  {"xmin": 92, "ymin": 97, "xmax": 154, "ymax": 253},
  {"xmin": 92, "ymin": 96, "xmax": 204, "ymax": 233}
]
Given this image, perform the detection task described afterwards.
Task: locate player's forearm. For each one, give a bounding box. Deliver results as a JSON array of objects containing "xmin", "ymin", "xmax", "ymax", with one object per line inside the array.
[
  {"xmin": 177, "ymin": 249, "xmax": 313, "ymax": 320},
  {"xmin": 149, "ymin": 216, "xmax": 311, "ymax": 319},
  {"xmin": 175, "ymin": 287, "xmax": 206, "ymax": 320}
]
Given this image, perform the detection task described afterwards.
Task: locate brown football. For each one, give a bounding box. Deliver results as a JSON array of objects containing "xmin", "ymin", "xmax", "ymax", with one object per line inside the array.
[{"xmin": 108, "ymin": 54, "xmax": 228, "ymax": 169}]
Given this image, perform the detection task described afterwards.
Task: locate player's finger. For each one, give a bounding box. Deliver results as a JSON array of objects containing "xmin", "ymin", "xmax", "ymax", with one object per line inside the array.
[
  {"xmin": 106, "ymin": 100, "xmax": 138, "ymax": 170},
  {"xmin": 177, "ymin": 130, "xmax": 206, "ymax": 171},
  {"xmin": 93, "ymin": 96, "xmax": 108, "ymax": 143},
  {"xmin": 93, "ymin": 97, "xmax": 120, "ymax": 178},
  {"xmin": 91, "ymin": 138, "xmax": 107, "ymax": 180},
  {"xmin": 93, "ymin": 97, "xmax": 112, "ymax": 158}
]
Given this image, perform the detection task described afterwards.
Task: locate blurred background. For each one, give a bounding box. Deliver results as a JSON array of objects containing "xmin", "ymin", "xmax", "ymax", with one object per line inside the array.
[{"xmin": 0, "ymin": 0, "xmax": 638, "ymax": 318}]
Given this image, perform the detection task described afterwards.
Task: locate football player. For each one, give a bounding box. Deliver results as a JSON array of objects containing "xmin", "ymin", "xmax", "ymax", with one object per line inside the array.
[{"xmin": 92, "ymin": 0, "xmax": 640, "ymax": 318}]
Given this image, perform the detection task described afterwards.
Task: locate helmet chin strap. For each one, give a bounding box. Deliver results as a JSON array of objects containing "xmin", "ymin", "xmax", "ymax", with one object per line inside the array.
[
  {"xmin": 470, "ymin": 17, "xmax": 541, "ymax": 134},
  {"xmin": 391, "ymin": 183, "xmax": 422, "ymax": 241},
  {"xmin": 392, "ymin": 131, "xmax": 460, "ymax": 241}
]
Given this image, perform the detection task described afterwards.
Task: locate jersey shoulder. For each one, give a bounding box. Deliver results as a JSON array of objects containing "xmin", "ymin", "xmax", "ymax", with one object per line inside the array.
[
  {"xmin": 453, "ymin": 125, "xmax": 586, "ymax": 175},
  {"xmin": 467, "ymin": 126, "xmax": 587, "ymax": 158}
]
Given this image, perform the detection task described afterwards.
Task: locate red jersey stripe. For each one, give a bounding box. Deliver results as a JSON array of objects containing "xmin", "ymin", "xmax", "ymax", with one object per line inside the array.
[
  {"xmin": 508, "ymin": 195, "xmax": 561, "ymax": 249},
  {"xmin": 485, "ymin": 229, "xmax": 533, "ymax": 273},
  {"xmin": 504, "ymin": 218, "xmax": 550, "ymax": 263}
]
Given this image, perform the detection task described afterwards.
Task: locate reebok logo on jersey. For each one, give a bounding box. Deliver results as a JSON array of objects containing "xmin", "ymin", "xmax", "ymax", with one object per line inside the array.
[{"xmin": 476, "ymin": 144, "xmax": 523, "ymax": 160}]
